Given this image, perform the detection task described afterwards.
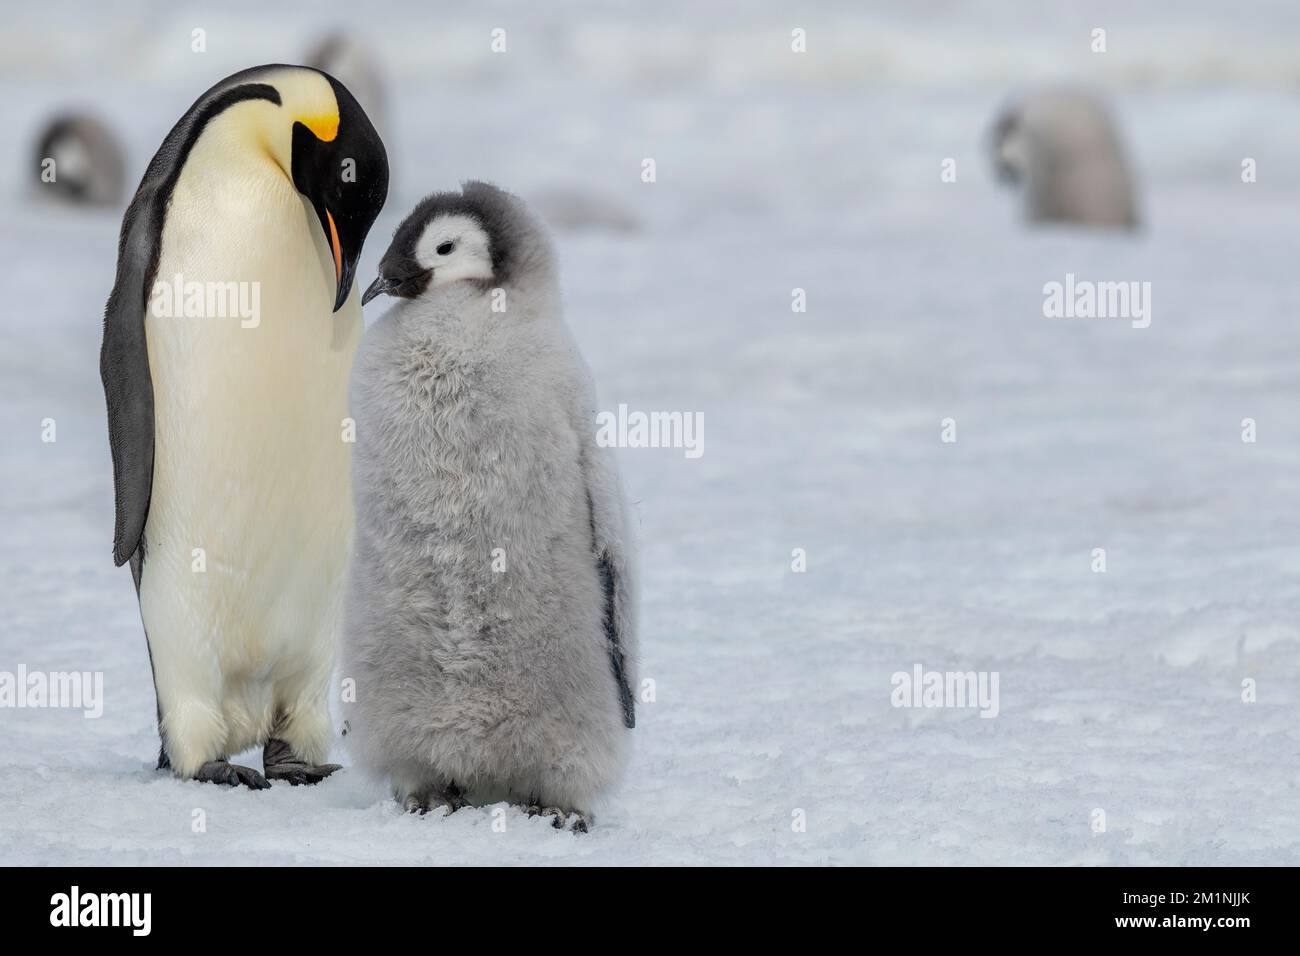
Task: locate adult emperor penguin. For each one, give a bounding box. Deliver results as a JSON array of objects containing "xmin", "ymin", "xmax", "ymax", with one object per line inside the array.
[
  {"xmin": 342, "ymin": 182, "xmax": 637, "ymax": 831},
  {"xmin": 100, "ymin": 65, "xmax": 388, "ymax": 788},
  {"xmin": 990, "ymin": 87, "xmax": 1140, "ymax": 229}
]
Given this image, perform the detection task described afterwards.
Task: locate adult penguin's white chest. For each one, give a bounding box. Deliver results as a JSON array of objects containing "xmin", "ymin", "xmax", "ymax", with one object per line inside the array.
[{"xmin": 138, "ymin": 137, "xmax": 360, "ymax": 684}]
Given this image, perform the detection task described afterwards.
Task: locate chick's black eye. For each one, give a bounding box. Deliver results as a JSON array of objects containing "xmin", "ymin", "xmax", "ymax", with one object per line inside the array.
[{"xmin": 436, "ymin": 241, "xmax": 455, "ymax": 256}]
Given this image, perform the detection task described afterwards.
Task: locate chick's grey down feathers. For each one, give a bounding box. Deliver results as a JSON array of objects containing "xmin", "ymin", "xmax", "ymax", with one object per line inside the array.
[{"xmin": 342, "ymin": 181, "xmax": 637, "ymax": 815}]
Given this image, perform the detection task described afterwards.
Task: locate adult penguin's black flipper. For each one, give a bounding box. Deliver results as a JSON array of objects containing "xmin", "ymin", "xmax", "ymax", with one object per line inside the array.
[{"xmin": 101, "ymin": 199, "xmax": 157, "ymax": 568}]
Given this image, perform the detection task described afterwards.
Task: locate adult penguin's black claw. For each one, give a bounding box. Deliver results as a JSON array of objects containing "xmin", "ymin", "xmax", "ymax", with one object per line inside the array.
[
  {"xmin": 194, "ymin": 760, "xmax": 271, "ymax": 790},
  {"xmin": 262, "ymin": 737, "xmax": 341, "ymax": 786}
]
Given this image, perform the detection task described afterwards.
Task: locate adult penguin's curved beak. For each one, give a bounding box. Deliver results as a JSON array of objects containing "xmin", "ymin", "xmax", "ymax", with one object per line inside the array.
[{"xmin": 325, "ymin": 208, "xmax": 359, "ymax": 313}]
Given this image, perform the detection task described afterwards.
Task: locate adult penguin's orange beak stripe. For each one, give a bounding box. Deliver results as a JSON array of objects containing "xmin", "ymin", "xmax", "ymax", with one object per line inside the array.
[
  {"xmin": 317, "ymin": 202, "xmax": 358, "ymax": 313},
  {"xmin": 289, "ymin": 74, "xmax": 389, "ymax": 313},
  {"xmin": 326, "ymin": 208, "xmax": 342, "ymax": 284}
]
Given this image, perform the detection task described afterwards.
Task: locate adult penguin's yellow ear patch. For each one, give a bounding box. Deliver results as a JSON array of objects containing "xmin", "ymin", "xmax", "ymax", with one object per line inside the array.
[{"xmin": 299, "ymin": 113, "xmax": 339, "ymax": 142}]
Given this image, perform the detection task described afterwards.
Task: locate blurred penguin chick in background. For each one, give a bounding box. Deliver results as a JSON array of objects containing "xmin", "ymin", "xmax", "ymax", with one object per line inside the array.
[
  {"xmin": 34, "ymin": 112, "xmax": 126, "ymax": 207},
  {"xmin": 990, "ymin": 87, "xmax": 1141, "ymax": 230}
]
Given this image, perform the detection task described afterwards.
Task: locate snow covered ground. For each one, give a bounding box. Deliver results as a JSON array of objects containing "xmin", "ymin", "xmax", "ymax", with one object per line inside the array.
[{"xmin": 2, "ymin": 1, "xmax": 1300, "ymax": 865}]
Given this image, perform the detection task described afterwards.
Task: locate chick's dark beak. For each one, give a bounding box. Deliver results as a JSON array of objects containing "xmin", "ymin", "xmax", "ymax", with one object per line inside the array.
[{"xmin": 361, "ymin": 274, "xmax": 399, "ymax": 306}]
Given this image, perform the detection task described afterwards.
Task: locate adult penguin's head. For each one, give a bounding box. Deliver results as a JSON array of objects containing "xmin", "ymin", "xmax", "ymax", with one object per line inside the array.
[
  {"xmin": 214, "ymin": 64, "xmax": 389, "ymax": 312},
  {"xmin": 287, "ymin": 68, "xmax": 388, "ymax": 311}
]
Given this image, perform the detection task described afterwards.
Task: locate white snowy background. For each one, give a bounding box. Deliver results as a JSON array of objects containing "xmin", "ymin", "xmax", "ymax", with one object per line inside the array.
[{"xmin": 2, "ymin": 0, "xmax": 1299, "ymax": 864}]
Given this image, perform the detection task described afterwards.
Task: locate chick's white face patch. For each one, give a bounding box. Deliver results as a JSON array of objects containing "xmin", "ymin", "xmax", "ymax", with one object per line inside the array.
[{"xmin": 415, "ymin": 213, "xmax": 493, "ymax": 286}]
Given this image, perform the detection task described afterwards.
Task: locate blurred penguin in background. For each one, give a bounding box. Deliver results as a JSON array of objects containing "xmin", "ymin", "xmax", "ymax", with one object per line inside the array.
[
  {"xmin": 34, "ymin": 112, "xmax": 126, "ymax": 207},
  {"xmin": 306, "ymin": 32, "xmax": 388, "ymax": 143},
  {"xmin": 529, "ymin": 186, "xmax": 641, "ymax": 235},
  {"xmin": 990, "ymin": 87, "xmax": 1140, "ymax": 230}
]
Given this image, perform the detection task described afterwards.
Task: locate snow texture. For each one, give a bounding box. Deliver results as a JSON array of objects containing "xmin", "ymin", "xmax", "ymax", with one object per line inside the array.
[{"xmin": 2, "ymin": 0, "xmax": 1299, "ymax": 864}]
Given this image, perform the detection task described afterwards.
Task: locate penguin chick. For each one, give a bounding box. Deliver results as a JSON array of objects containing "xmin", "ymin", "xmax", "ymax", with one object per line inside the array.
[
  {"xmin": 34, "ymin": 112, "xmax": 126, "ymax": 206},
  {"xmin": 990, "ymin": 87, "xmax": 1140, "ymax": 229},
  {"xmin": 343, "ymin": 181, "xmax": 638, "ymax": 830}
]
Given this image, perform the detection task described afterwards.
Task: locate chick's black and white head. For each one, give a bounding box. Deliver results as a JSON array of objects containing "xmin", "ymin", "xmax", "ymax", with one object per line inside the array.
[{"xmin": 362, "ymin": 180, "xmax": 548, "ymax": 305}]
